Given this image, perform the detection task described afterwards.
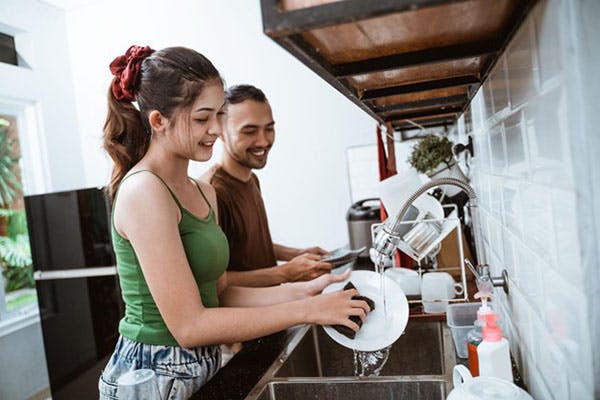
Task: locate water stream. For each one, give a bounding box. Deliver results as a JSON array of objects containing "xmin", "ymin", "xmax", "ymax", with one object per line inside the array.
[
  {"xmin": 353, "ymin": 257, "xmax": 391, "ymax": 376},
  {"xmin": 376, "ymin": 258, "xmax": 387, "ymax": 319},
  {"xmin": 353, "ymin": 346, "xmax": 391, "ymax": 376}
]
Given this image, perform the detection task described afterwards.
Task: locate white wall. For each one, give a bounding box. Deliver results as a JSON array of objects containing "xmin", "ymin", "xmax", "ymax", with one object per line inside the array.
[
  {"xmin": 464, "ymin": 1, "xmax": 599, "ymax": 398},
  {"xmin": 62, "ymin": 0, "xmax": 377, "ymax": 250},
  {"xmin": 0, "ymin": 0, "xmax": 85, "ymax": 193}
]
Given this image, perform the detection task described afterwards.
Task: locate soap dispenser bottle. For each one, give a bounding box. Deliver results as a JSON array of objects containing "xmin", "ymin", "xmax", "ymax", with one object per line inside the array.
[
  {"xmin": 467, "ymin": 293, "xmax": 493, "ymax": 377},
  {"xmin": 477, "ymin": 312, "xmax": 513, "ymax": 382}
]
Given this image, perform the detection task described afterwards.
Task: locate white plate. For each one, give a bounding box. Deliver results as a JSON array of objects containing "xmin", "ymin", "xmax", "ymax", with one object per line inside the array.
[
  {"xmin": 322, "ymin": 270, "xmax": 409, "ymax": 351},
  {"xmin": 412, "ymin": 193, "xmax": 444, "ymax": 220}
]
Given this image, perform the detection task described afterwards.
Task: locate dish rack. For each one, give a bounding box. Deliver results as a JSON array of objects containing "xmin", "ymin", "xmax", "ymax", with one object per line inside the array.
[{"xmin": 371, "ymin": 203, "xmax": 470, "ymax": 306}]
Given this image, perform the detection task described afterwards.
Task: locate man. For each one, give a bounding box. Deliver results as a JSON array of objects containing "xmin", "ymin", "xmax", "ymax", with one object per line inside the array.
[{"xmin": 202, "ymin": 84, "xmax": 332, "ymax": 287}]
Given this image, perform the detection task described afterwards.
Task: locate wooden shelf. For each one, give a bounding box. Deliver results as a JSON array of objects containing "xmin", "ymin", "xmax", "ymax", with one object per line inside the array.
[{"xmin": 261, "ymin": 0, "xmax": 537, "ymax": 133}]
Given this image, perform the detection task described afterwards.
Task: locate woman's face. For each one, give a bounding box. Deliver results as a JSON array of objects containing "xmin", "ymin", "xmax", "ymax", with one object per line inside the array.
[{"xmin": 167, "ymin": 81, "xmax": 226, "ymax": 162}]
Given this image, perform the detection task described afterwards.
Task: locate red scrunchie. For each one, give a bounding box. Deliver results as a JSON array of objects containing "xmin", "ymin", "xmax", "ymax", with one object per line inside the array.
[{"xmin": 109, "ymin": 45, "xmax": 155, "ymax": 101}]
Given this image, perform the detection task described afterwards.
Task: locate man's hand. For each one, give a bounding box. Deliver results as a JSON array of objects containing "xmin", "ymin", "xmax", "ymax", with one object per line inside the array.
[
  {"xmin": 298, "ymin": 246, "xmax": 331, "ymax": 257},
  {"xmin": 281, "ymin": 253, "xmax": 332, "ymax": 282}
]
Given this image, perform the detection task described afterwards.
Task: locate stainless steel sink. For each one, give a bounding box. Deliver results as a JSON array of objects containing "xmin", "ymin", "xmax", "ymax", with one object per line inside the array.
[
  {"xmin": 276, "ymin": 321, "xmax": 450, "ymax": 377},
  {"xmin": 245, "ymin": 321, "xmax": 456, "ymax": 399},
  {"xmin": 255, "ymin": 378, "xmax": 447, "ymax": 400}
]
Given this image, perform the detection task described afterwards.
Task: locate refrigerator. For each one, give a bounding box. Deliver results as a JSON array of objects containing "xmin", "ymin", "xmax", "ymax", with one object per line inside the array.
[{"xmin": 25, "ymin": 187, "xmax": 123, "ymax": 399}]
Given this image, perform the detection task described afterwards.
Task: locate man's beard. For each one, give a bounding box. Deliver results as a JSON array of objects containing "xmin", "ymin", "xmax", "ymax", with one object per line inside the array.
[{"xmin": 230, "ymin": 146, "xmax": 270, "ymax": 170}]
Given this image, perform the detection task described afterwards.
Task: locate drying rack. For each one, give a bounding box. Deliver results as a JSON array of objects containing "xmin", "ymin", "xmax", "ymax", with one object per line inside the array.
[{"xmin": 371, "ymin": 203, "xmax": 470, "ymax": 306}]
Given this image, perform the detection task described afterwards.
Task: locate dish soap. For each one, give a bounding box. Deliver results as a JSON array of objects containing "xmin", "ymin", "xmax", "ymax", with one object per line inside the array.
[
  {"xmin": 467, "ymin": 292, "xmax": 493, "ymax": 377},
  {"xmin": 477, "ymin": 312, "xmax": 513, "ymax": 382}
]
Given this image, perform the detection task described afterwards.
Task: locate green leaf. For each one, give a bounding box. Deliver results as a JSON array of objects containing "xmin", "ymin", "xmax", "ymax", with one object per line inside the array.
[
  {"xmin": 407, "ymin": 134, "xmax": 454, "ymax": 174},
  {"xmin": 0, "ymin": 234, "xmax": 31, "ymax": 268},
  {"xmin": 0, "ymin": 123, "xmax": 22, "ymax": 208},
  {"xmin": 7, "ymin": 210, "xmax": 28, "ymax": 237}
]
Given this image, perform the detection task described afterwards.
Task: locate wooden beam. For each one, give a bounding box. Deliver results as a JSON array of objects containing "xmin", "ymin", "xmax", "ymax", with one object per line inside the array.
[
  {"xmin": 333, "ymin": 40, "xmax": 500, "ymax": 77},
  {"xmin": 374, "ymin": 94, "xmax": 468, "ymax": 114},
  {"xmin": 362, "ymin": 76, "xmax": 479, "ymax": 100},
  {"xmin": 261, "ymin": 0, "xmax": 470, "ymax": 37}
]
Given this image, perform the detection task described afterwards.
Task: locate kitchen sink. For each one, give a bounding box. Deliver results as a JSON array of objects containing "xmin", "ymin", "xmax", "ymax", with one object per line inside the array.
[
  {"xmin": 255, "ymin": 378, "xmax": 447, "ymax": 400},
  {"xmin": 245, "ymin": 321, "xmax": 456, "ymax": 399},
  {"xmin": 275, "ymin": 321, "xmax": 450, "ymax": 377}
]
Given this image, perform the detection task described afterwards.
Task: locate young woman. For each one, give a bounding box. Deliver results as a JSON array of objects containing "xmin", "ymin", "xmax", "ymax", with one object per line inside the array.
[{"xmin": 98, "ymin": 45, "xmax": 369, "ymax": 400}]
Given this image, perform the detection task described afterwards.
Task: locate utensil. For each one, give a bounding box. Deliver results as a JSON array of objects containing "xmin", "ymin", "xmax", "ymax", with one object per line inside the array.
[{"xmin": 322, "ymin": 247, "xmax": 366, "ymax": 267}]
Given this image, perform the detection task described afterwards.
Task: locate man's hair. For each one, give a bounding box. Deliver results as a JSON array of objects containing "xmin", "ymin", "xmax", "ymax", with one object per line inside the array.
[{"xmin": 226, "ymin": 84, "xmax": 268, "ymax": 105}]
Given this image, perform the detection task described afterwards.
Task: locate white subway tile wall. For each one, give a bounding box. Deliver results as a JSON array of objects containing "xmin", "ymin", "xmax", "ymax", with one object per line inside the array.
[{"xmin": 464, "ymin": 1, "xmax": 595, "ymax": 398}]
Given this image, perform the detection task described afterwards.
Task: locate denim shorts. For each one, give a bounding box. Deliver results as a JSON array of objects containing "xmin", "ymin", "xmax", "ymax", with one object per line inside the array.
[{"xmin": 99, "ymin": 335, "xmax": 221, "ymax": 400}]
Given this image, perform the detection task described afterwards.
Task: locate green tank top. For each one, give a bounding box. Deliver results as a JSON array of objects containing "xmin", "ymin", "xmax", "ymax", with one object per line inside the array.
[{"xmin": 112, "ymin": 170, "xmax": 229, "ymax": 346}]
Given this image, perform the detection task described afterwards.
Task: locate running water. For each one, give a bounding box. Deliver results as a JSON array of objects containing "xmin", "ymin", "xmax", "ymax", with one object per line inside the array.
[
  {"xmin": 376, "ymin": 258, "xmax": 387, "ymax": 318},
  {"xmin": 351, "ymin": 257, "xmax": 392, "ymax": 377},
  {"xmin": 353, "ymin": 346, "xmax": 391, "ymax": 376}
]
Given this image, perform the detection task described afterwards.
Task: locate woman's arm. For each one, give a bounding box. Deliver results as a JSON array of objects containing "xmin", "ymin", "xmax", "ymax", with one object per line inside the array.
[
  {"xmin": 116, "ymin": 174, "xmax": 368, "ymax": 348},
  {"xmin": 219, "ymin": 270, "xmax": 349, "ymax": 307}
]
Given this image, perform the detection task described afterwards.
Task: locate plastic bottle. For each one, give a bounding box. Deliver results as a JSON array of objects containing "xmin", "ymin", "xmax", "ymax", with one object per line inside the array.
[
  {"xmin": 467, "ymin": 292, "xmax": 493, "ymax": 377},
  {"xmin": 477, "ymin": 312, "xmax": 513, "ymax": 382},
  {"xmin": 466, "ymin": 319, "xmax": 484, "ymax": 376}
]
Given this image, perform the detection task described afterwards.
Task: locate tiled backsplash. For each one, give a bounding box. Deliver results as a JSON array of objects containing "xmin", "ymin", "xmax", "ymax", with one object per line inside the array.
[{"xmin": 457, "ymin": 1, "xmax": 596, "ymax": 398}]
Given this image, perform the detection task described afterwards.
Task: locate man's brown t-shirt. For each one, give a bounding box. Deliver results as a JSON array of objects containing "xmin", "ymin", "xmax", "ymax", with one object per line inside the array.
[{"xmin": 210, "ymin": 167, "xmax": 277, "ymax": 271}]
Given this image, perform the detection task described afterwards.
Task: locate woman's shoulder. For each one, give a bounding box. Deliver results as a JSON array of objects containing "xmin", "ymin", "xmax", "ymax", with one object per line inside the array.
[
  {"xmin": 193, "ymin": 178, "xmax": 218, "ymax": 209},
  {"xmin": 117, "ymin": 170, "xmax": 176, "ymax": 210}
]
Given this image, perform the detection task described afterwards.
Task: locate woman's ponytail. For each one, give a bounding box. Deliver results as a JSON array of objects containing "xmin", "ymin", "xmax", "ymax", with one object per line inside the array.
[
  {"xmin": 103, "ymin": 86, "xmax": 150, "ymax": 204},
  {"xmin": 103, "ymin": 45, "xmax": 155, "ymax": 203}
]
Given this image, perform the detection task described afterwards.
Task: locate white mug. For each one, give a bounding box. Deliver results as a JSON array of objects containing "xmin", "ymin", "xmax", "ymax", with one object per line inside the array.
[
  {"xmin": 384, "ymin": 267, "xmax": 421, "ymax": 296},
  {"xmin": 421, "ymin": 272, "xmax": 463, "ymax": 313}
]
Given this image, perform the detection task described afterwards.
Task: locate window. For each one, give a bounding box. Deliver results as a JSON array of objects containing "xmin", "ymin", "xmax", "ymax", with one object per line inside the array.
[
  {"xmin": 0, "ymin": 32, "xmax": 18, "ymax": 66},
  {"xmin": 0, "ymin": 108, "xmax": 37, "ymax": 323}
]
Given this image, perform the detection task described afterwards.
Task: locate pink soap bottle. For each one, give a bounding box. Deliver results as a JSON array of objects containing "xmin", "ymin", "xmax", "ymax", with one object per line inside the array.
[
  {"xmin": 477, "ymin": 312, "xmax": 513, "ymax": 382},
  {"xmin": 467, "ymin": 292, "xmax": 492, "ymax": 377}
]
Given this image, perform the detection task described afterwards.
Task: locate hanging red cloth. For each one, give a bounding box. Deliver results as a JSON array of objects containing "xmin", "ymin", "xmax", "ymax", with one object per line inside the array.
[{"xmin": 376, "ymin": 124, "xmax": 413, "ymax": 269}]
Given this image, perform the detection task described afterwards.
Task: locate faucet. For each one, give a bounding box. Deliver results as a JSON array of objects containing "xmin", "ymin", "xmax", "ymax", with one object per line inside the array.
[{"xmin": 370, "ymin": 177, "xmax": 509, "ymax": 293}]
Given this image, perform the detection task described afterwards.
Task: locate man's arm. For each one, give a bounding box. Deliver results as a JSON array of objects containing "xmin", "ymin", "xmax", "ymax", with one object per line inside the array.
[
  {"xmin": 226, "ymin": 267, "xmax": 288, "ymax": 287},
  {"xmin": 273, "ymin": 243, "xmax": 330, "ymax": 261},
  {"xmin": 227, "ymin": 253, "xmax": 333, "ymax": 287}
]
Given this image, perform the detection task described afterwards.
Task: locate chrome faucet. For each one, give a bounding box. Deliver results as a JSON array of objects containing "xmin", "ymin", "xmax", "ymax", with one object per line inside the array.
[
  {"xmin": 465, "ymin": 259, "xmax": 509, "ymax": 295},
  {"xmin": 370, "ymin": 177, "xmax": 509, "ymax": 293}
]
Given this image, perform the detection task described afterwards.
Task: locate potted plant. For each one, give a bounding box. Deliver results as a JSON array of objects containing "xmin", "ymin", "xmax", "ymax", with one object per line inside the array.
[{"xmin": 407, "ymin": 134, "xmax": 467, "ymax": 195}]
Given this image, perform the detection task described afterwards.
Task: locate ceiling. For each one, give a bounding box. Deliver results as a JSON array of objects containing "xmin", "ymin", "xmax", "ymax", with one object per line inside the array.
[{"xmin": 260, "ymin": 0, "xmax": 537, "ymax": 133}]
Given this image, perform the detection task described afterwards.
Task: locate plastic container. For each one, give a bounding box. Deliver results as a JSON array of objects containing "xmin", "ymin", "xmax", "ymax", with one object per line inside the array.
[{"xmin": 446, "ymin": 303, "xmax": 480, "ymax": 358}]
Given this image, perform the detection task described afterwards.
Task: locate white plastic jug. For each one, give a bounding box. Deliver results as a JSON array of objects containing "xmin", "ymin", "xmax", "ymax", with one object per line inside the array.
[{"xmin": 447, "ymin": 365, "xmax": 533, "ymax": 400}]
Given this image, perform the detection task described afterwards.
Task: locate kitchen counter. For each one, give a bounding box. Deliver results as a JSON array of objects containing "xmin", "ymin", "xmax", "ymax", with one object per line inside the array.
[{"xmin": 193, "ymin": 325, "xmax": 309, "ymax": 400}]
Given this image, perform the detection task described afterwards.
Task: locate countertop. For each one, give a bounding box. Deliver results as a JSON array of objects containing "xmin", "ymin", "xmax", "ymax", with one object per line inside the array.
[{"xmin": 193, "ymin": 325, "xmax": 307, "ymax": 400}]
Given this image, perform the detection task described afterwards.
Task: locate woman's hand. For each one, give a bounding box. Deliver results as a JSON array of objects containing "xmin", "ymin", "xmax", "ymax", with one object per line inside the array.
[
  {"xmin": 303, "ymin": 286, "xmax": 370, "ymax": 332},
  {"xmin": 301, "ymin": 269, "xmax": 351, "ymax": 297}
]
